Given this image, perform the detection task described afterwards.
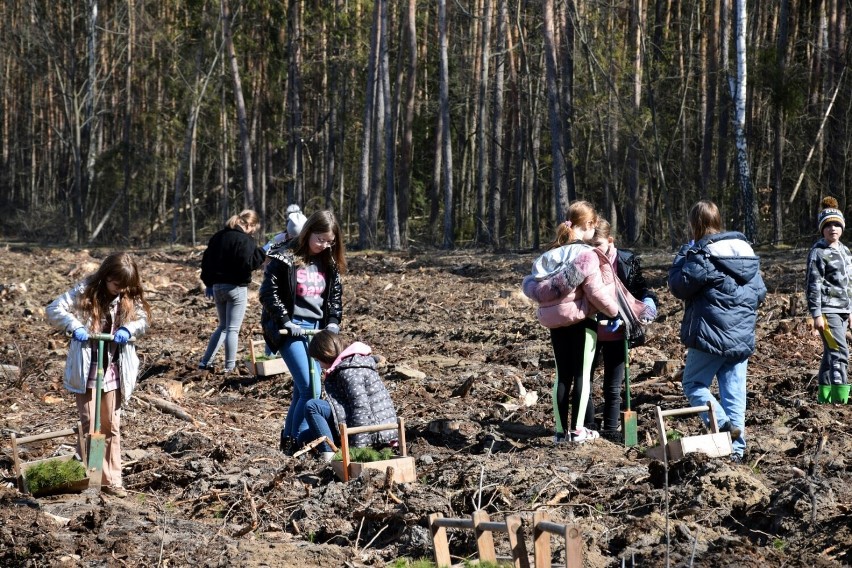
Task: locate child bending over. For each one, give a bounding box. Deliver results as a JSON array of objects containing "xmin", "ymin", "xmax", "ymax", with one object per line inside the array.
[{"xmin": 302, "ymin": 331, "xmax": 398, "ymax": 461}]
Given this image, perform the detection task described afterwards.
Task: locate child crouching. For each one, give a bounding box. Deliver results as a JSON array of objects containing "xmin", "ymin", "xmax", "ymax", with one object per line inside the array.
[{"xmin": 301, "ymin": 331, "xmax": 398, "ymax": 461}]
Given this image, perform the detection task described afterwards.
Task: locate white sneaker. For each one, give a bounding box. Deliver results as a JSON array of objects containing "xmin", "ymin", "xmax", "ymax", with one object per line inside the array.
[
  {"xmin": 319, "ymin": 452, "xmax": 335, "ymax": 463},
  {"xmin": 570, "ymin": 428, "xmax": 600, "ymax": 443}
]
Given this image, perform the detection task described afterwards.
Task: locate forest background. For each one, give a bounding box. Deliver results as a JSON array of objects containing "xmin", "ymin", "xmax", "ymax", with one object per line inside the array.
[{"xmin": 0, "ymin": 0, "xmax": 849, "ymax": 252}]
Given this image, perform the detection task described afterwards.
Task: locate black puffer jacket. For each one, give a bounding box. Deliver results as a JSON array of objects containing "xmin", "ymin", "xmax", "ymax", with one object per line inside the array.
[
  {"xmin": 258, "ymin": 244, "xmax": 343, "ymax": 353},
  {"xmin": 200, "ymin": 227, "xmax": 266, "ymax": 287},
  {"xmin": 616, "ymin": 249, "xmax": 658, "ymax": 304},
  {"xmin": 324, "ymin": 344, "xmax": 398, "ymax": 448}
]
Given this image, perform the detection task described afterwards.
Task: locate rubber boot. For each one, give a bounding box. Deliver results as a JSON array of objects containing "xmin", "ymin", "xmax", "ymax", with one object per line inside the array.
[
  {"xmin": 818, "ymin": 385, "xmax": 833, "ymax": 404},
  {"xmin": 831, "ymin": 384, "xmax": 850, "ymax": 404}
]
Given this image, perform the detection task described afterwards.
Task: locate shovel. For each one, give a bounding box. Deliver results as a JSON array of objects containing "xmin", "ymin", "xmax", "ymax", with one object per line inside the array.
[
  {"xmin": 85, "ymin": 332, "xmax": 134, "ymax": 488},
  {"xmin": 621, "ymin": 337, "xmax": 638, "ymax": 447},
  {"xmin": 85, "ymin": 332, "xmax": 113, "ymax": 488}
]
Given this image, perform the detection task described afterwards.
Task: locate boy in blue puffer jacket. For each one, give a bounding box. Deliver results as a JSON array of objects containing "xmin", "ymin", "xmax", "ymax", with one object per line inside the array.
[{"xmin": 668, "ymin": 200, "xmax": 766, "ymax": 463}]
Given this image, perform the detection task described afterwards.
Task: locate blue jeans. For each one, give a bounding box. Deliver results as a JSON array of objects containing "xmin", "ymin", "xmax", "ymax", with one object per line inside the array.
[
  {"xmin": 681, "ymin": 348, "xmax": 748, "ymax": 456},
  {"xmin": 200, "ymin": 284, "xmax": 248, "ymax": 371},
  {"xmin": 281, "ymin": 317, "xmax": 321, "ymax": 439},
  {"xmin": 300, "ymin": 399, "xmax": 337, "ymax": 452}
]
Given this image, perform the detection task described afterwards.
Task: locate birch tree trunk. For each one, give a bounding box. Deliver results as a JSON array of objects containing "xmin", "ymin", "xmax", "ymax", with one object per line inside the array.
[
  {"xmin": 731, "ymin": 0, "xmax": 756, "ymax": 241},
  {"xmin": 439, "ymin": 0, "xmax": 454, "ymax": 248}
]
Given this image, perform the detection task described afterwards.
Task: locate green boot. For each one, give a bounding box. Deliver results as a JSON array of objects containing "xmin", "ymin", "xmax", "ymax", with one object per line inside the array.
[
  {"xmin": 818, "ymin": 385, "xmax": 833, "ymax": 404},
  {"xmin": 831, "ymin": 384, "xmax": 850, "ymax": 404}
]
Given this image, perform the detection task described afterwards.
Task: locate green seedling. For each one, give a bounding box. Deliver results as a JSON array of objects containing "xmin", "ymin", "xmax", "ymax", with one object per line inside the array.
[
  {"xmin": 332, "ymin": 446, "xmax": 395, "ymax": 463},
  {"xmin": 26, "ymin": 458, "xmax": 86, "ymax": 495},
  {"xmin": 247, "ymin": 354, "xmax": 280, "ymax": 362},
  {"xmin": 666, "ymin": 429, "xmax": 683, "ymax": 441}
]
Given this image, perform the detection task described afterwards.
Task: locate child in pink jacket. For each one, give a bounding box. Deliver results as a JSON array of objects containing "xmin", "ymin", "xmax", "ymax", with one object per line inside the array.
[{"xmin": 522, "ymin": 201, "xmax": 619, "ymax": 443}]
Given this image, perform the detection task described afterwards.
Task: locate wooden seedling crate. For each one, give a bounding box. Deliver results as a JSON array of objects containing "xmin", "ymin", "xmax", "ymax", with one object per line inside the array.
[
  {"xmin": 11, "ymin": 422, "xmax": 90, "ymax": 496},
  {"xmin": 248, "ymin": 340, "xmax": 287, "ymax": 376},
  {"xmin": 331, "ymin": 418, "xmax": 416, "ymax": 484},
  {"xmin": 646, "ymin": 402, "xmax": 732, "ymax": 461}
]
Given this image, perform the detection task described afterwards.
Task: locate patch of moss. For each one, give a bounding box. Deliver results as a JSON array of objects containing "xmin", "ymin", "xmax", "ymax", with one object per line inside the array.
[{"xmin": 26, "ymin": 459, "xmax": 86, "ymax": 495}]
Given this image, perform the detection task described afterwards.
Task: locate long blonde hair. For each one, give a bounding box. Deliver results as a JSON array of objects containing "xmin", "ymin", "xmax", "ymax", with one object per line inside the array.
[
  {"xmin": 547, "ymin": 200, "xmax": 598, "ymax": 250},
  {"xmin": 688, "ymin": 200, "xmax": 722, "ymax": 242},
  {"xmin": 227, "ymin": 209, "xmax": 260, "ymax": 234}
]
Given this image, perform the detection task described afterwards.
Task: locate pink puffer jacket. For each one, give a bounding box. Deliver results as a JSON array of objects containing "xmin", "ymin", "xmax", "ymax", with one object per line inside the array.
[{"xmin": 522, "ymin": 245, "xmax": 619, "ymax": 329}]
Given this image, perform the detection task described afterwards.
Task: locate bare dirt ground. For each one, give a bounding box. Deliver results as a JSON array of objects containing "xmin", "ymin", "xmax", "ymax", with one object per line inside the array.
[{"xmin": 1, "ymin": 244, "xmax": 850, "ymax": 567}]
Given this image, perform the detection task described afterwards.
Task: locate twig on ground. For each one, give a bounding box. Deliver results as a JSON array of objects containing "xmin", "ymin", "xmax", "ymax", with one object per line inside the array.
[{"xmin": 232, "ymin": 480, "xmax": 259, "ymax": 537}]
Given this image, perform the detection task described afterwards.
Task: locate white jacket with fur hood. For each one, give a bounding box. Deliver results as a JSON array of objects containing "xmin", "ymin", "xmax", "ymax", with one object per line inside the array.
[{"xmin": 47, "ymin": 281, "xmax": 148, "ymax": 403}]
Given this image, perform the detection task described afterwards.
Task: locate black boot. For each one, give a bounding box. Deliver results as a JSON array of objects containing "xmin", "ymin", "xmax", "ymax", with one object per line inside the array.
[{"xmin": 279, "ymin": 432, "xmax": 295, "ymax": 455}]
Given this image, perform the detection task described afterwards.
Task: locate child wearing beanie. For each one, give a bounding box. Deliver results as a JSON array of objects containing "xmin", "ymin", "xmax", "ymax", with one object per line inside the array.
[
  {"xmin": 805, "ymin": 196, "xmax": 852, "ymax": 404},
  {"xmin": 263, "ymin": 204, "xmax": 308, "ymax": 252}
]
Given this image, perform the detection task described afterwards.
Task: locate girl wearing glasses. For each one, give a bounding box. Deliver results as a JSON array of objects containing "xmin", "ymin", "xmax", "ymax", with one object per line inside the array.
[{"xmin": 259, "ymin": 209, "xmax": 347, "ymax": 455}]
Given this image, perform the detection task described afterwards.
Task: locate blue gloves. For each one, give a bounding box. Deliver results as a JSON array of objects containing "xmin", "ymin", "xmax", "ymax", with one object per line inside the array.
[
  {"xmin": 688, "ymin": 239, "xmax": 695, "ymax": 247},
  {"xmin": 114, "ymin": 327, "xmax": 131, "ymax": 344},
  {"xmin": 605, "ymin": 318, "xmax": 623, "ymax": 332},
  {"xmin": 72, "ymin": 327, "xmax": 89, "ymax": 342},
  {"xmin": 325, "ymin": 323, "xmax": 340, "ymax": 334},
  {"xmin": 283, "ymin": 321, "xmax": 304, "ymax": 337},
  {"xmin": 205, "ymin": 287, "xmax": 213, "ymax": 299}
]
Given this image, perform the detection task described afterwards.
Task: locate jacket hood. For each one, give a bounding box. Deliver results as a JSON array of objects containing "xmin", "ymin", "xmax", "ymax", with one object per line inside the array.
[
  {"xmin": 530, "ymin": 242, "xmax": 593, "ymax": 280},
  {"xmin": 701, "ymin": 232, "xmax": 760, "ymax": 285},
  {"xmin": 265, "ymin": 242, "xmax": 296, "ymax": 263},
  {"xmin": 328, "ymin": 341, "xmax": 372, "ymax": 374}
]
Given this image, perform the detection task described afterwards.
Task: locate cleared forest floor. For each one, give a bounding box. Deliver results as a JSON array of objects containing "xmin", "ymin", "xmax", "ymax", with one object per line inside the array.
[{"xmin": 1, "ymin": 244, "xmax": 849, "ymax": 567}]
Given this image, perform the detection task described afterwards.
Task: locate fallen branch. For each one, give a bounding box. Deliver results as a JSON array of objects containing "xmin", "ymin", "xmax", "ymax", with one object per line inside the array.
[
  {"xmin": 292, "ymin": 436, "xmax": 338, "ymax": 458},
  {"xmin": 135, "ymin": 393, "xmax": 197, "ymax": 425},
  {"xmin": 232, "ymin": 480, "xmax": 259, "ymax": 537}
]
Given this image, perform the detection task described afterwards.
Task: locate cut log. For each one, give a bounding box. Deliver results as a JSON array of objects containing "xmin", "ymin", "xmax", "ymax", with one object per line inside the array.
[{"xmin": 135, "ymin": 393, "xmax": 197, "ymax": 425}]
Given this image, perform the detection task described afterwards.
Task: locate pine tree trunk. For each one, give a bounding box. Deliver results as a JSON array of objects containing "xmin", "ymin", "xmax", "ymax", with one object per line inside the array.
[
  {"xmin": 396, "ymin": 0, "xmax": 417, "ymax": 247},
  {"xmin": 543, "ymin": 0, "xmax": 569, "ymax": 221},
  {"xmin": 473, "ymin": 0, "xmax": 492, "ymax": 245},
  {"xmin": 487, "ymin": 0, "xmax": 507, "ymax": 249},
  {"xmin": 222, "ymin": 0, "xmax": 254, "ymax": 210},
  {"xmin": 358, "ymin": 0, "xmax": 380, "ymax": 249}
]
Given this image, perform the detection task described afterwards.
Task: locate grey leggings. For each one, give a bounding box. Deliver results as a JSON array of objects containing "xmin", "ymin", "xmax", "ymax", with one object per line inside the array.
[{"xmin": 201, "ymin": 284, "xmax": 248, "ymax": 371}]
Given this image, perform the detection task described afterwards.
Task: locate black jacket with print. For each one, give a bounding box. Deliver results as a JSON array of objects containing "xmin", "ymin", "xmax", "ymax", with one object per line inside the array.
[{"xmin": 258, "ymin": 244, "xmax": 343, "ymax": 353}]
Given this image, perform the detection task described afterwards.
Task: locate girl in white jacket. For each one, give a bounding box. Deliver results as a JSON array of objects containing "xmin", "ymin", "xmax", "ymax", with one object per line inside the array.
[{"xmin": 47, "ymin": 252, "xmax": 150, "ymax": 496}]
